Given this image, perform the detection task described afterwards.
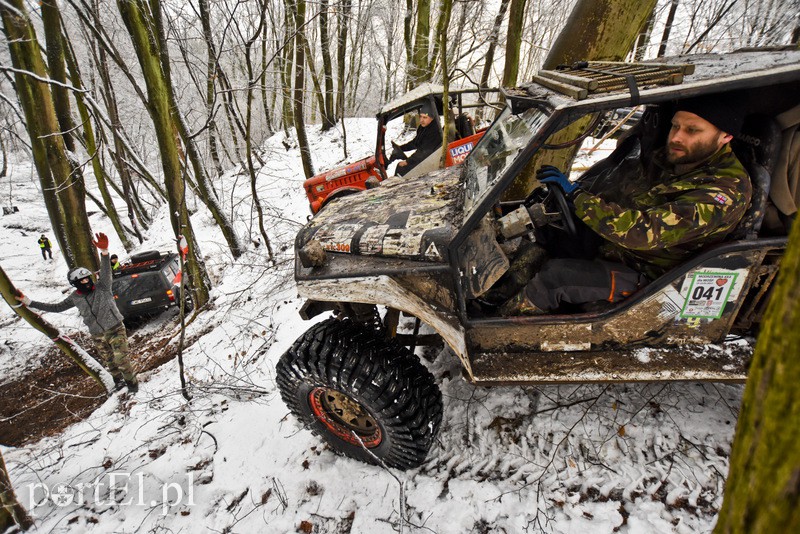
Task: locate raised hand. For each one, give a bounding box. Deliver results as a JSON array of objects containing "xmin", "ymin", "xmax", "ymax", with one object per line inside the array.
[{"xmin": 92, "ymin": 232, "xmax": 109, "ymax": 251}]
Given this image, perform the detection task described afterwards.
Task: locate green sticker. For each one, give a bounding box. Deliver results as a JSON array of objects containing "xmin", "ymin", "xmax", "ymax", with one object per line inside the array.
[{"xmin": 680, "ymin": 271, "xmax": 739, "ymax": 319}]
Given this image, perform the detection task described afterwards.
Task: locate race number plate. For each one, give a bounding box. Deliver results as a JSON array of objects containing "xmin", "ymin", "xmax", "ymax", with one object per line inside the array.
[{"xmin": 680, "ymin": 271, "xmax": 738, "ymax": 319}]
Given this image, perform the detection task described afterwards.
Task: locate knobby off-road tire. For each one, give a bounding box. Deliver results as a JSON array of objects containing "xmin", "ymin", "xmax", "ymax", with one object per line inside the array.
[{"xmin": 276, "ymin": 317, "xmax": 443, "ymax": 470}]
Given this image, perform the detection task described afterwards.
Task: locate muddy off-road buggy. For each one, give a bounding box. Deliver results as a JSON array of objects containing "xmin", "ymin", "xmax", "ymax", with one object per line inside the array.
[
  {"xmin": 111, "ymin": 250, "xmax": 188, "ymax": 320},
  {"xmin": 277, "ymin": 50, "xmax": 800, "ymax": 470},
  {"xmin": 303, "ymin": 84, "xmax": 499, "ymax": 213}
]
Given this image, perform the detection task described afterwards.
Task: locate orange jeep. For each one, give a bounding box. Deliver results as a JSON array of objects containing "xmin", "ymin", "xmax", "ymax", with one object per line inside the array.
[{"xmin": 304, "ymin": 84, "xmax": 499, "ymax": 213}]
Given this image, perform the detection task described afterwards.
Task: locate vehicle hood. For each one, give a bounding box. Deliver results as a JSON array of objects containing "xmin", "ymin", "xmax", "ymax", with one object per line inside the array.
[{"xmin": 296, "ymin": 166, "xmax": 464, "ymax": 263}]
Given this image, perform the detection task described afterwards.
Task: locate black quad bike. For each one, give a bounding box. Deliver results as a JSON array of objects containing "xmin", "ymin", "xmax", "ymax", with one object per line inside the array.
[{"xmin": 277, "ymin": 50, "xmax": 800, "ymax": 470}]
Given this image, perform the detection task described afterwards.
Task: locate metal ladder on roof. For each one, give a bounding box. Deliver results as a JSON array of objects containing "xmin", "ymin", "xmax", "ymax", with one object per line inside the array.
[{"xmin": 533, "ymin": 61, "xmax": 695, "ymax": 100}]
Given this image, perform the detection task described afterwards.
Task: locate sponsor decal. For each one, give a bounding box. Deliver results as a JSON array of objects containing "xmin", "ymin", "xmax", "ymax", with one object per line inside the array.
[
  {"xmin": 315, "ymin": 224, "xmax": 359, "ymax": 254},
  {"xmin": 321, "ymin": 242, "xmax": 351, "ymax": 253},
  {"xmin": 324, "ymin": 161, "xmax": 368, "ymax": 181},
  {"xmin": 655, "ymin": 285, "xmax": 683, "ymax": 320},
  {"xmin": 324, "ymin": 168, "xmax": 347, "ymax": 181},
  {"xmin": 359, "ymin": 225, "xmax": 389, "ymax": 254},
  {"xmin": 425, "ymin": 242, "xmax": 441, "ymax": 260},
  {"xmin": 346, "ymin": 161, "xmax": 368, "ymax": 174},
  {"xmin": 449, "ymin": 142, "xmax": 474, "ymax": 165}
]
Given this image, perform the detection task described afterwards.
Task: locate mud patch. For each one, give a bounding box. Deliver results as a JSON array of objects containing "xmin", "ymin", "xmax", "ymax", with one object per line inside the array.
[{"xmin": 0, "ymin": 325, "xmax": 208, "ymax": 447}]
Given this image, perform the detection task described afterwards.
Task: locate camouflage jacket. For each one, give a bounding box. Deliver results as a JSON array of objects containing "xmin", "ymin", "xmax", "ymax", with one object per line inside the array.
[{"xmin": 573, "ymin": 144, "xmax": 752, "ymax": 279}]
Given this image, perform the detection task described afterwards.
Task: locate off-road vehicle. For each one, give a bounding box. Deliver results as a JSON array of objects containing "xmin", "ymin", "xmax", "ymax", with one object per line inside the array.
[
  {"xmin": 303, "ymin": 83, "xmax": 499, "ymax": 213},
  {"xmin": 112, "ymin": 250, "xmax": 187, "ymax": 320},
  {"xmin": 277, "ymin": 50, "xmax": 800, "ymax": 470}
]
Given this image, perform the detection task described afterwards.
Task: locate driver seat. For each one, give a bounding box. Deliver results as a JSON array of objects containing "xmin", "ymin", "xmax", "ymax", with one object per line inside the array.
[{"xmin": 728, "ymin": 114, "xmax": 781, "ymax": 240}]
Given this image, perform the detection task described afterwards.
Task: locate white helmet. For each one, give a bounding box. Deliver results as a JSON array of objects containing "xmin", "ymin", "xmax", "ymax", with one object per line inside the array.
[{"xmin": 67, "ymin": 267, "xmax": 93, "ymax": 286}]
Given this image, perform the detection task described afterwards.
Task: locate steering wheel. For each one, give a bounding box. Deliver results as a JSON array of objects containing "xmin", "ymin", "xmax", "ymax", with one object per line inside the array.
[{"xmin": 523, "ymin": 182, "xmax": 578, "ymax": 238}]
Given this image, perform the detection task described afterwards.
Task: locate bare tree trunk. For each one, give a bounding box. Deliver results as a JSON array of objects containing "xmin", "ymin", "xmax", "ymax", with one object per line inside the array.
[
  {"xmin": 191, "ymin": 1, "xmax": 248, "ymax": 171},
  {"xmin": 290, "ymin": 0, "xmax": 315, "ymax": 178},
  {"xmin": 403, "ymin": 0, "xmax": 413, "ymax": 90},
  {"xmin": 66, "ymin": 0, "xmax": 150, "ymax": 107},
  {"xmin": 0, "ymin": 137, "xmax": 6, "ymax": 178},
  {"xmin": 260, "ymin": 20, "xmax": 276, "ymax": 138},
  {"xmin": 152, "ymin": 2, "xmax": 243, "ymax": 259},
  {"xmin": 714, "ymin": 220, "xmax": 800, "ymax": 533},
  {"xmin": 447, "ymin": 0, "xmax": 469, "ymax": 70},
  {"xmin": 336, "ymin": 0, "xmax": 352, "ymax": 120},
  {"xmin": 94, "ymin": 43, "xmax": 150, "ymax": 239},
  {"xmin": 502, "ymin": 0, "xmax": 527, "ymax": 88},
  {"xmin": 633, "ymin": 5, "xmax": 657, "ymax": 60},
  {"xmin": 345, "ymin": 7, "xmax": 369, "ymax": 115},
  {"xmin": 0, "ymin": 449, "xmax": 34, "ymax": 532},
  {"xmin": 479, "ymin": 0, "xmax": 511, "ymax": 90},
  {"xmin": 438, "ymin": 0, "xmax": 454, "ymax": 166},
  {"xmin": 1, "ymin": 0, "xmax": 98, "ymax": 272},
  {"xmin": 243, "ymin": 0, "xmax": 276, "ymax": 261},
  {"xmin": 303, "ymin": 39, "xmax": 328, "ymax": 130},
  {"xmin": 60, "ymin": 18, "xmax": 135, "ymax": 251},
  {"xmin": 382, "ymin": 6, "xmax": 398, "ymax": 102},
  {"xmin": 427, "ymin": 0, "xmax": 452, "ymax": 76},
  {"xmin": 0, "ymin": 26, "xmax": 66, "ymax": 253},
  {"xmin": 198, "ymin": 0, "xmax": 226, "ymax": 176},
  {"xmin": 503, "ymin": 0, "xmax": 659, "ymax": 200},
  {"xmin": 319, "ymin": 0, "xmax": 336, "ymax": 129},
  {"xmin": 116, "ymin": 0, "xmax": 210, "ymax": 308},
  {"xmin": 41, "ymin": 0, "xmax": 77, "ymax": 154},
  {"xmin": 544, "ymin": 0, "xmax": 659, "ymax": 68},
  {"xmin": 280, "ymin": 3, "xmax": 296, "ymax": 134},
  {"xmin": 410, "ymin": 0, "xmax": 431, "ymax": 87}
]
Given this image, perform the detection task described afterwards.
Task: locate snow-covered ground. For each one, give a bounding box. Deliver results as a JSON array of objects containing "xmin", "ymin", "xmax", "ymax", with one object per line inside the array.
[{"xmin": 0, "ymin": 120, "xmax": 742, "ymax": 533}]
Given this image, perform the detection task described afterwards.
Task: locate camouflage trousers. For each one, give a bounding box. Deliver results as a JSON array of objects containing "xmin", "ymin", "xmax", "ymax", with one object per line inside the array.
[{"xmin": 92, "ymin": 323, "xmax": 137, "ymax": 385}]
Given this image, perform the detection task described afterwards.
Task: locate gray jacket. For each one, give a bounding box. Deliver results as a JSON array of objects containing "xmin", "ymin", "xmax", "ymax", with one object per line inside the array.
[{"xmin": 29, "ymin": 254, "xmax": 124, "ymax": 335}]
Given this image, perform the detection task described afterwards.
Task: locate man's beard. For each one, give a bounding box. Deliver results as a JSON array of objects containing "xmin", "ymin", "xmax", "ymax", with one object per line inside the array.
[{"xmin": 667, "ymin": 137, "xmax": 721, "ymax": 165}]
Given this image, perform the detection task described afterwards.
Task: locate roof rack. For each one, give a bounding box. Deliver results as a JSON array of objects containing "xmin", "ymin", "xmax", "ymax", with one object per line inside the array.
[{"xmin": 533, "ymin": 61, "xmax": 695, "ymax": 101}]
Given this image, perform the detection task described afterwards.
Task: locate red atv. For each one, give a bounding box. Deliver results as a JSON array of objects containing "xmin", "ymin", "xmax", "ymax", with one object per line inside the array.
[{"xmin": 304, "ymin": 84, "xmax": 499, "ymax": 213}]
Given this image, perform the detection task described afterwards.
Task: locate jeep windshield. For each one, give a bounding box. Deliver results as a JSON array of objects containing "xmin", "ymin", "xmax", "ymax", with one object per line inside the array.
[{"xmin": 462, "ymin": 105, "xmax": 550, "ymax": 213}]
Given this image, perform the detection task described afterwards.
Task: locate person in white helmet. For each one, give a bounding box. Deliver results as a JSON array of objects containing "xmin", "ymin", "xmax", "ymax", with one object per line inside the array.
[{"xmin": 16, "ymin": 233, "xmax": 138, "ymax": 393}]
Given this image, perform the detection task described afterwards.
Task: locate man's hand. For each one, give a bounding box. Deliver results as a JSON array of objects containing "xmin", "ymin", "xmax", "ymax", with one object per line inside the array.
[
  {"xmin": 397, "ymin": 160, "xmax": 407, "ymax": 167},
  {"xmin": 388, "ymin": 147, "xmax": 406, "ymax": 163},
  {"xmin": 537, "ymin": 166, "xmax": 579, "ymax": 196},
  {"xmin": 92, "ymin": 232, "xmax": 109, "ymax": 252},
  {"xmin": 14, "ymin": 290, "xmax": 31, "ymax": 306}
]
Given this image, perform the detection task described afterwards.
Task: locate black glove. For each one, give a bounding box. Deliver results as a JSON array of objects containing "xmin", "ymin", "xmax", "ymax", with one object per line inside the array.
[{"xmin": 389, "ymin": 147, "xmax": 406, "ymax": 163}]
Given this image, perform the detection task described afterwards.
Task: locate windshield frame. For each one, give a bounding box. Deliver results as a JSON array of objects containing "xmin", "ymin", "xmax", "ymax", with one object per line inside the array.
[{"xmin": 453, "ymin": 102, "xmax": 563, "ymax": 248}]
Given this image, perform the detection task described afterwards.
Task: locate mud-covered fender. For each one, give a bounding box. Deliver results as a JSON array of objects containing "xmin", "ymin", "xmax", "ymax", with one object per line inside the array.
[{"xmin": 296, "ymin": 275, "xmax": 470, "ymax": 374}]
